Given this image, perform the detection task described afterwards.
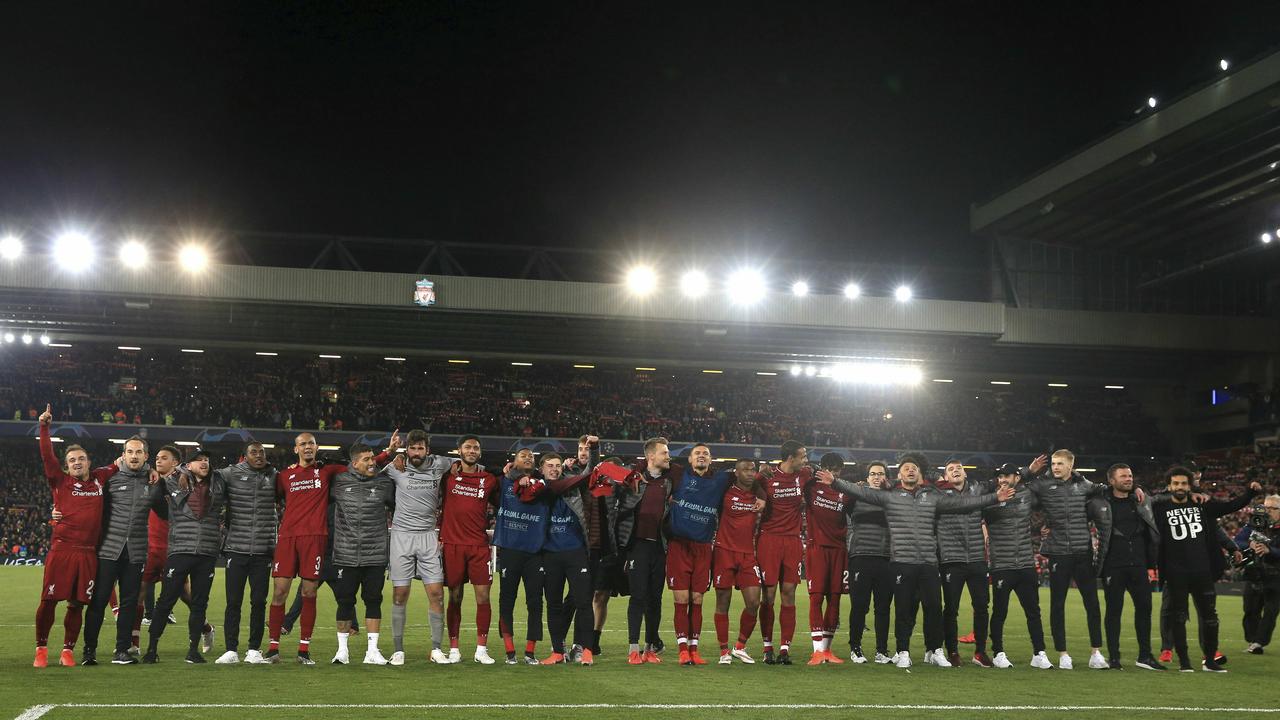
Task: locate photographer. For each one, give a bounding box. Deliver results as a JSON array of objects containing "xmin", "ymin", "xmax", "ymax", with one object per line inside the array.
[{"xmin": 1236, "ymin": 494, "xmax": 1280, "ymax": 654}]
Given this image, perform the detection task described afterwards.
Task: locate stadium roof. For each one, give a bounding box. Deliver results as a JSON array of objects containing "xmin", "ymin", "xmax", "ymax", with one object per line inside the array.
[{"xmin": 971, "ymin": 50, "xmax": 1280, "ymax": 265}]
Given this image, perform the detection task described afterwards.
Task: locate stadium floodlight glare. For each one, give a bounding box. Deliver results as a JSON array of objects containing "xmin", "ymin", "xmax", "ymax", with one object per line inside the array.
[
  {"xmin": 990, "ymin": 380, "xmax": 1012, "ymax": 385},
  {"xmin": 894, "ymin": 285, "xmax": 913, "ymax": 302},
  {"xmin": 2, "ymin": 332, "xmax": 13, "ymax": 343},
  {"xmin": 49, "ymin": 342, "xmax": 72, "ymax": 347},
  {"xmin": 255, "ymin": 351, "xmax": 278, "ymax": 356},
  {"xmin": 318, "ymin": 354, "xmax": 342, "ymax": 359},
  {"xmin": 118, "ymin": 239, "xmax": 148, "ymax": 266},
  {"xmin": 757, "ymin": 371, "xmax": 778, "ymax": 376},
  {"xmin": 790, "ymin": 280, "xmax": 810, "ymax": 297},
  {"xmin": 383, "ymin": 356, "xmax": 406, "ymax": 361},
  {"xmin": 511, "ymin": 361, "xmax": 533, "ymax": 366},
  {"xmin": 117, "ymin": 345, "xmax": 141, "ymax": 351},
  {"xmin": 573, "ymin": 364, "xmax": 595, "ymax": 369},
  {"xmin": 1104, "ymin": 384, "xmax": 1125, "ymax": 390},
  {"xmin": 39, "ymin": 334, "xmax": 51, "ymax": 346},
  {"xmin": 1147, "ymin": 96, "xmax": 1158, "ymax": 108},
  {"xmin": 789, "ymin": 365, "xmax": 802, "ymax": 377},
  {"xmin": 828, "ymin": 361, "xmax": 924, "ymax": 386},
  {"xmin": 726, "ymin": 268, "xmax": 767, "ymax": 306},
  {"xmin": 680, "ymin": 269, "xmax": 708, "ymax": 298},
  {"xmin": 1219, "ymin": 58, "xmax": 1230, "ymax": 71},
  {"xmin": 1264, "ymin": 233, "xmax": 1275, "ymax": 245},
  {"xmin": 180, "ymin": 348, "xmax": 204, "ymax": 353},
  {"xmin": 931, "ymin": 378, "xmax": 953, "ymax": 383},
  {"xmin": 21, "ymin": 333, "xmax": 33, "ymax": 345},
  {"xmin": 843, "ymin": 282, "xmax": 861, "ymax": 299},
  {"xmin": 179, "ymin": 244, "xmax": 209, "ymax": 272},
  {"xmin": 54, "ymin": 232, "xmax": 95, "ymax": 273},
  {"xmin": 626, "ymin": 265, "xmax": 657, "ymax": 296},
  {"xmin": 804, "ymin": 365, "xmax": 818, "ymax": 377},
  {"xmin": 0, "ymin": 235, "xmax": 22, "ymax": 260}
]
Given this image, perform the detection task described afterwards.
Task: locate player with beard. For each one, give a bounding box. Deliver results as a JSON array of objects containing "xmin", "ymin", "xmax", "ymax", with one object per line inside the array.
[
  {"xmin": 265, "ymin": 432, "xmax": 349, "ymax": 665},
  {"xmin": 984, "ymin": 464, "xmax": 1052, "ymax": 669},
  {"xmin": 614, "ymin": 437, "xmax": 674, "ymax": 665},
  {"xmin": 1154, "ymin": 466, "xmax": 1261, "ymax": 672},
  {"xmin": 935, "ymin": 459, "xmax": 993, "ymax": 667},
  {"xmin": 214, "ymin": 441, "xmax": 278, "ymax": 665},
  {"xmin": 33, "ymin": 404, "xmax": 117, "ymax": 668},
  {"xmin": 713, "ymin": 460, "xmax": 766, "ymax": 664},
  {"xmin": 755, "ymin": 441, "xmax": 814, "ymax": 665},
  {"xmin": 441, "ymin": 435, "xmax": 500, "ymax": 664},
  {"xmin": 804, "ymin": 453, "xmax": 850, "ymax": 665}
]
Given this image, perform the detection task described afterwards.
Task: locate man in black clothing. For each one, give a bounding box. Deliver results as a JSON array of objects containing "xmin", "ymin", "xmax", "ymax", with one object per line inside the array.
[
  {"xmin": 1153, "ymin": 466, "xmax": 1261, "ymax": 673},
  {"xmin": 1087, "ymin": 463, "xmax": 1164, "ymax": 670}
]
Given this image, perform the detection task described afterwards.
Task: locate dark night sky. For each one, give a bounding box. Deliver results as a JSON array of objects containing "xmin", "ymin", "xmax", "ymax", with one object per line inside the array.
[{"xmin": 3, "ymin": 1, "xmax": 1279, "ymax": 270}]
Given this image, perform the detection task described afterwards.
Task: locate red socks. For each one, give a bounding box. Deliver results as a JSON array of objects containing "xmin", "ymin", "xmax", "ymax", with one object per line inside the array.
[
  {"xmin": 808, "ymin": 593, "xmax": 825, "ymax": 634},
  {"xmin": 36, "ymin": 599, "xmax": 57, "ymax": 647},
  {"xmin": 299, "ymin": 595, "xmax": 316, "ymax": 653},
  {"xmin": 780, "ymin": 604, "xmax": 796, "ymax": 650},
  {"xmin": 823, "ymin": 595, "xmax": 841, "ymax": 641},
  {"xmin": 500, "ymin": 618, "xmax": 515, "ymax": 654},
  {"xmin": 268, "ymin": 602, "xmax": 284, "ymax": 650},
  {"xmin": 673, "ymin": 602, "xmax": 689, "ymax": 651},
  {"xmin": 715, "ymin": 612, "xmax": 730, "ymax": 650},
  {"xmin": 689, "ymin": 603, "xmax": 702, "ymax": 646},
  {"xmin": 737, "ymin": 608, "xmax": 758, "ymax": 646},
  {"xmin": 63, "ymin": 604, "xmax": 83, "ymax": 649}
]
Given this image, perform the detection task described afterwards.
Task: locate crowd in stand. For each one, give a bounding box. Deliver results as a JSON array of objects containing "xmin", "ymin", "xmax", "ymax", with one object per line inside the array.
[{"xmin": 0, "ymin": 346, "xmax": 1167, "ymax": 455}]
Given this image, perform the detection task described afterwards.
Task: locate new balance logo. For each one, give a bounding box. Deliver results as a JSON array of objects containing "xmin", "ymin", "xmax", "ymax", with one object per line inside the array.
[
  {"xmin": 895, "ymin": 575, "xmax": 903, "ymax": 584},
  {"xmin": 337, "ymin": 569, "xmax": 344, "ymax": 579},
  {"xmin": 996, "ymin": 579, "xmax": 1005, "ymax": 589},
  {"xmin": 167, "ymin": 568, "xmax": 175, "ymax": 578},
  {"xmin": 853, "ymin": 572, "xmax": 860, "ymax": 582},
  {"xmin": 945, "ymin": 573, "xmax": 952, "ymax": 582}
]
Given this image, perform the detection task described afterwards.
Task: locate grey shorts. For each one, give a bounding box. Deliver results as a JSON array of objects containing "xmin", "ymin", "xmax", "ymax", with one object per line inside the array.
[{"xmin": 389, "ymin": 529, "xmax": 444, "ymax": 586}]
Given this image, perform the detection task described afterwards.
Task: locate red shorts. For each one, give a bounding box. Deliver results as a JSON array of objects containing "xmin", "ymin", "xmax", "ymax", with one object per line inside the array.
[
  {"xmin": 272, "ymin": 534, "xmax": 326, "ymax": 580},
  {"xmin": 666, "ymin": 537, "xmax": 713, "ymax": 592},
  {"xmin": 756, "ymin": 534, "xmax": 803, "ymax": 586},
  {"xmin": 443, "ymin": 543, "xmax": 492, "ymax": 588},
  {"xmin": 43, "ymin": 546, "xmax": 98, "ymax": 604},
  {"xmin": 805, "ymin": 545, "xmax": 847, "ymax": 595},
  {"xmin": 712, "ymin": 546, "xmax": 760, "ymax": 590},
  {"xmin": 143, "ymin": 545, "xmax": 168, "ymax": 583}
]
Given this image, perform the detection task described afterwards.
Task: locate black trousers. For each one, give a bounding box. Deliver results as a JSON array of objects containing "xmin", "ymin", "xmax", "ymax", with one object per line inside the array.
[
  {"xmin": 224, "ymin": 553, "xmax": 271, "ymax": 652},
  {"xmin": 498, "ymin": 548, "xmax": 544, "ymax": 642},
  {"xmin": 941, "ymin": 561, "xmax": 990, "ymax": 654},
  {"xmin": 543, "ymin": 547, "xmax": 594, "ymax": 653},
  {"xmin": 285, "ymin": 554, "xmax": 354, "ymax": 630},
  {"xmin": 1047, "ymin": 553, "xmax": 1102, "ymax": 651},
  {"xmin": 1101, "ymin": 565, "xmax": 1152, "ymax": 661},
  {"xmin": 626, "ymin": 539, "xmax": 665, "ymax": 646},
  {"xmin": 890, "ymin": 561, "xmax": 942, "ymax": 653},
  {"xmin": 331, "ymin": 565, "xmax": 386, "ymax": 622},
  {"xmin": 1164, "ymin": 570, "xmax": 1219, "ymax": 662},
  {"xmin": 1243, "ymin": 577, "xmax": 1280, "ymax": 647},
  {"xmin": 990, "ymin": 568, "xmax": 1046, "ymax": 655},
  {"xmin": 85, "ymin": 547, "xmax": 144, "ymax": 654},
  {"xmin": 847, "ymin": 555, "xmax": 892, "ymax": 654},
  {"xmin": 149, "ymin": 553, "xmax": 216, "ymax": 649}
]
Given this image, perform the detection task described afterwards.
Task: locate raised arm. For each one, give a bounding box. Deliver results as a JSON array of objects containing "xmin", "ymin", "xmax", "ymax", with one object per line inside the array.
[
  {"xmin": 831, "ymin": 476, "xmax": 887, "ymax": 507},
  {"xmin": 937, "ymin": 485, "xmax": 1013, "ymax": 514},
  {"xmin": 37, "ymin": 407, "xmax": 63, "ymax": 486},
  {"xmin": 1206, "ymin": 482, "xmax": 1263, "ymax": 518},
  {"xmin": 548, "ymin": 437, "xmax": 599, "ymax": 495}
]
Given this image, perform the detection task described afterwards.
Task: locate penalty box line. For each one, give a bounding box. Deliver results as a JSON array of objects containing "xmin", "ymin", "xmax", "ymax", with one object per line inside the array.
[{"xmin": 17, "ymin": 703, "xmax": 1280, "ymax": 716}]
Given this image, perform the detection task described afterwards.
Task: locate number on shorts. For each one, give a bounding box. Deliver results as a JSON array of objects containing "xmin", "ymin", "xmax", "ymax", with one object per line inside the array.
[
  {"xmin": 86, "ymin": 579, "xmax": 95, "ymax": 599},
  {"xmin": 842, "ymin": 570, "xmax": 849, "ymax": 585},
  {"xmin": 314, "ymin": 555, "xmax": 323, "ymax": 574}
]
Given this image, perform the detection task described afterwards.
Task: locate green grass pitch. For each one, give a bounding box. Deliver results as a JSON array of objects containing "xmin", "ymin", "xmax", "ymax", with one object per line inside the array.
[{"xmin": 3, "ymin": 566, "xmax": 1276, "ymax": 720}]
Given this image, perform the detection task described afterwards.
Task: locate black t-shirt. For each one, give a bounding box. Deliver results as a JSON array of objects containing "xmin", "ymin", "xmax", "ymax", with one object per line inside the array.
[{"xmin": 1104, "ymin": 494, "xmax": 1145, "ymax": 570}]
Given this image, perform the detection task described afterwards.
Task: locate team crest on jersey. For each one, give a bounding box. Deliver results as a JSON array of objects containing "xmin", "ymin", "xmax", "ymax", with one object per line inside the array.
[{"xmin": 47, "ymin": 583, "xmax": 56, "ymax": 595}]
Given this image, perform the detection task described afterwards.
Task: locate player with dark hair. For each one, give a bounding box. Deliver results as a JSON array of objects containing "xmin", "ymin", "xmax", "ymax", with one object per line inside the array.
[
  {"xmin": 805, "ymin": 453, "xmax": 850, "ymax": 664},
  {"xmin": 328, "ymin": 443, "xmax": 396, "ymax": 665},
  {"xmin": 846, "ymin": 460, "xmax": 893, "ymax": 664},
  {"xmin": 265, "ymin": 432, "xmax": 348, "ymax": 665},
  {"xmin": 755, "ymin": 440, "xmax": 813, "ymax": 664},
  {"xmin": 142, "ymin": 448, "xmax": 225, "ymax": 664},
  {"xmin": 495, "ymin": 447, "xmax": 549, "ymax": 664},
  {"xmin": 1153, "ymin": 466, "xmax": 1261, "ymax": 672},
  {"xmin": 712, "ymin": 459, "xmax": 766, "ymax": 664},
  {"xmin": 538, "ymin": 438, "xmax": 599, "ymax": 665},
  {"xmin": 935, "ymin": 458, "xmax": 993, "ymax": 667},
  {"xmin": 33, "ymin": 404, "xmax": 116, "ymax": 668},
  {"xmin": 614, "ymin": 437, "xmax": 674, "ymax": 664},
  {"xmin": 214, "ymin": 441, "xmax": 278, "ymax": 665},
  {"xmin": 441, "ymin": 434, "xmax": 500, "ymax": 664},
  {"xmin": 984, "ymin": 463, "xmax": 1052, "ymax": 669}
]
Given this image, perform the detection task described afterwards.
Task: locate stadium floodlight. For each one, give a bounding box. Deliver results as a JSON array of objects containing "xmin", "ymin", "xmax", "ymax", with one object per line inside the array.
[
  {"xmin": 383, "ymin": 356, "xmax": 406, "ymax": 361},
  {"xmin": 790, "ymin": 280, "xmax": 810, "ymax": 297},
  {"xmin": 1047, "ymin": 382, "xmax": 1069, "ymax": 388},
  {"xmin": 255, "ymin": 351, "xmax": 278, "ymax": 356},
  {"xmin": 2, "ymin": 332, "xmax": 12, "ymax": 343},
  {"xmin": 118, "ymin": 239, "xmax": 149, "ymax": 266},
  {"xmin": 1147, "ymin": 97, "xmax": 1158, "ymax": 109},
  {"xmin": 318, "ymin": 354, "xmax": 342, "ymax": 359},
  {"xmin": 626, "ymin": 265, "xmax": 657, "ymax": 296},
  {"xmin": 726, "ymin": 268, "xmax": 766, "ymax": 306},
  {"xmin": 54, "ymin": 232, "xmax": 95, "ymax": 273},
  {"xmin": 1104, "ymin": 384, "xmax": 1125, "ymax": 390},
  {"xmin": 680, "ymin": 269, "xmax": 708, "ymax": 298},
  {"xmin": 39, "ymin": 335, "xmax": 51, "ymax": 345},
  {"xmin": 1219, "ymin": 58, "xmax": 1230, "ymax": 71},
  {"xmin": 843, "ymin": 282, "xmax": 861, "ymax": 299},
  {"xmin": 803, "ymin": 365, "xmax": 818, "ymax": 377},
  {"xmin": 894, "ymin": 285, "xmax": 913, "ymax": 302},
  {"xmin": 829, "ymin": 361, "xmax": 923, "ymax": 386},
  {"xmin": 990, "ymin": 380, "xmax": 1012, "ymax": 385},
  {"xmin": 931, "ymin": 378, "xmax": 953, "ymax": 383},
  {"xmin": 0, "ymin": 235, "xmax": 22, "ymax": 260},
  {"xmin": 1263, "ymin": 233, "xmax": 1274, "ymax": 244},
  {"xmin": 180, "ymin": 348, "xmax": 204, "ymax": 353},
  {"xmin": 179, "ymin": 244, "xmax": 209, "ymax": 272},
  {"xmin": 21, "ymin": 333, "xmax": 33, "ymax": 345},
  {"xmin": 789, "ymin": 365, "xmax": 802, "ymax": 377}
]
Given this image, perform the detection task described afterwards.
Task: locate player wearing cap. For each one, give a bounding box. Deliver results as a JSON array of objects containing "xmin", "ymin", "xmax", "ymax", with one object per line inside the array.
[
  {"xmin": 33, "ymin": 404, "xmax": 116, "ymax": 668},
  {"xmin": 142, "ymin": 448, "xmax": 224, "ymax": 665}
]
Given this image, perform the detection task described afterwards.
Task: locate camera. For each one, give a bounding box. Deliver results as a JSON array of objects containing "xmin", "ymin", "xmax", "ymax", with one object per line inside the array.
[
  {"xmin": 1239, "ymin": 527, "xmax": 1273, "ymax": 579},
  {"xmin": 1249, "ymin": 505, "xmax": 1273, "ymax": 531}
]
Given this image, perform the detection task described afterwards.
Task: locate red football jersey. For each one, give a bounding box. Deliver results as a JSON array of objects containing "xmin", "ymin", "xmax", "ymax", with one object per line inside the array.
[
  {"xmin": 40, "ymin": 423, "xmax": 111, "ymax": 550},
  {"xmin": 758, "ymin": 467, "xmax": 812, "ymax": 537},
  {"xmin": 147, "ymin": 510, "xmax": 169, "ymax": 552},
  {"xmin": 805, "ymin": 482, "xmax": 848, "ymax": 548},
  {"xmin": 714, "ymin": 483, "xmax": 760, "ymax": 554},
  {"xmin": 440, "ymin": 468, "xmax": 499, "ymax": 546},
  {"xmin": 277, "ymin": 463, "xmax": 345, "ymax": 538}
]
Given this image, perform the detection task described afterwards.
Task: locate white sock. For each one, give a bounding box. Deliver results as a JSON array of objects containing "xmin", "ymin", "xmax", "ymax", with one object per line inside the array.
[
  {"xmin": 822, "ymin": 634, "xmax": 833, "ymax": 651},
  {"xmin": 336, "ymin": 632, "xmax": 349, "ymax": 653},
  {"xmin": 813, "ymin": 636, "xmax": 824, "ymax": 653},
  {"xmin": 629, "ymin": 643, "xmax": 640, "ymax": 654},
  {"xmin": 367, "ymin": 632, "xmax": 379, "ymax": 653}
]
